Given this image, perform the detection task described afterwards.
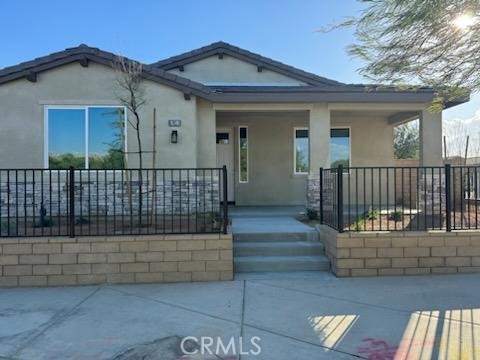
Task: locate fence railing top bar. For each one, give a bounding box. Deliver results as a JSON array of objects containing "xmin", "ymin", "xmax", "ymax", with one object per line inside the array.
[
  {"xmin": 449, "ymin": 165, "xmax": 480, "ymax": 168},
  {"xmin": 0, "ymin": 167, "xmax": 224, "ymax": 171},
  {"xmin": 322, "ymin": 166, "xmax": 446, "ymax": 172}
]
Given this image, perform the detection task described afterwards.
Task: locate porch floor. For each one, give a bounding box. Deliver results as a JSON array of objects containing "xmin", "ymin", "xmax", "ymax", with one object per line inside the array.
[{"xmin": 229, "ymin": 206, "xmax": 313, "ymax": 234}]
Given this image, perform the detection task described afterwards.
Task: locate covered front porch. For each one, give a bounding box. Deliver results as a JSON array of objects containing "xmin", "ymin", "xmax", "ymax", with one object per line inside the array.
[{"xmin": 202, "ymin": 102, "xmax": 442, "ymax": 207}]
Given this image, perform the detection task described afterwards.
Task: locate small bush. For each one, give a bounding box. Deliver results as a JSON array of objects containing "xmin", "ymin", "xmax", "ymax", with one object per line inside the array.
[
  {"xmin": 351, "ymin": 217, "xmax": 365, "ymax": 231},
  {"xmin": 389, "ymin": 210, "xmax": 403, "ymax": 222},
  {"xmin": 306, "ymin": 208, "xmax": 318, "ymax": 220},
  {"xmin": 365, "ymin": 207, "xmax": 379, "ymax": 221},
  {"xmin": 34, "ymin": 217, "xmax": 54, "ymax": 228}
]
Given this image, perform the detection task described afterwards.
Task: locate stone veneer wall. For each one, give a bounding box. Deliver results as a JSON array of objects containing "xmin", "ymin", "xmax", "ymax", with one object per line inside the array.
[
  {"xmin": 0, "ymin": 173, "xmax": 220, "ymax": 217},
  {"xmin": 0, "ymin": 233, "xmax": 232, "ymax": 287},
  {"xmin": 320, "ymin": 224, "xmax": 480, "ymax": 277},
  {"xmin": 307, "ymin": 172, "xmax": 334, "ymax": 214}
]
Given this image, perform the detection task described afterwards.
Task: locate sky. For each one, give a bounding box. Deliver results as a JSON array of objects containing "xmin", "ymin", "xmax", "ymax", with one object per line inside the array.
[{"xmin": 1, "ymin": 0, "xmax": 478, "ymax": 144}]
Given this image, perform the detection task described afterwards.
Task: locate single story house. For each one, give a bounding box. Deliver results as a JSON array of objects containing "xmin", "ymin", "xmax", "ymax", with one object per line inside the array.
[{"xmin": 0, "ymin": 41, "xmax": 467, "ymax": 206}]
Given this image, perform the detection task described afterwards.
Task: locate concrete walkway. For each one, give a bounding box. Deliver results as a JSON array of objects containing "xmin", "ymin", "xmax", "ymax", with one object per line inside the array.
[
  {"xmin": 1, "ymin": 272, "xmax": 479, "ymax": 359},
  {"xmin": 230, "ymin": 206, "xmax": 313, "ymax": 233}
]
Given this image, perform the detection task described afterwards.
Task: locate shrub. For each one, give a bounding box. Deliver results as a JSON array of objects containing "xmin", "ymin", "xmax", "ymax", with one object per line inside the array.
[
  {"xmin": 389, "ymin": 210, "xmax": 403, "ymax": 222},
  {"xmin": 365, "ymin": 207, "xmax": 379, "ymax": 221},
  {"xmin": 306, "ymin": 208, "xmax": 318, "ymax": 220},
  {"xmin": 34, "ymin": 217, "xmax": 54, "ymax": 228},
  {"xmin": 351, "ymin": 217, "xmax": 365, "ymax": 231}
]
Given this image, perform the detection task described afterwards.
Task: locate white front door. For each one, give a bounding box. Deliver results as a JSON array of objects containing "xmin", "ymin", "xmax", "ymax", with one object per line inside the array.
[{"xmin": 216, "ymin": 128, "xmax": 234, "ymax": 202}]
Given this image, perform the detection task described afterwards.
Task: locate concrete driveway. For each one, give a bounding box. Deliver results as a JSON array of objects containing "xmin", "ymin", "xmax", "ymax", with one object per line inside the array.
[{"xmin": 0, "ymin": 272, "xmax": 479, "ymax": 359}]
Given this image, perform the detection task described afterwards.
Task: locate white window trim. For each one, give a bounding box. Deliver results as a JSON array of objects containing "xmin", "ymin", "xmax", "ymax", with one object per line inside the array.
[
  {"xmin": 330, "ymin": 126, "xmax": 352, "ymax": 168},
  {"xmin": 293, "ymin": 127, "xmax": 309, "ymax": 175},
  {"xmin": 44, "ymin": 105, "xmax": 128, "ymax": 169},
  {"xmin": 238, "ymin": 125, "xmax": 248, "ymax": 183}
]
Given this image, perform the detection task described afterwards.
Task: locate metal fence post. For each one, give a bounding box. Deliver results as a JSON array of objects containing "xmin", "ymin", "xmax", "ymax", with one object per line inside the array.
[
  {"xmin": 222, "ymin": 165, "xmax": 228, "ymax": 234},
  {"xmin": 337, "ymin": 165, "xmax": 344, "ymax": 232},
  {"xmin": 69, "ymin": 166, "xmax": 75, "ymax": 238},
  {"xmin": 445, "ymin": 164, "xmax": 452, "ymax": 232},
  {"xmin": 319, "ymin": 167, "xmax": 324, "ymax": 224}
]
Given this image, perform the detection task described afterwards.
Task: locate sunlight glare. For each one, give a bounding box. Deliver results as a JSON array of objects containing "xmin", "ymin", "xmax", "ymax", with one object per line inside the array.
[{"xmin": 453, "ymin": 13, "xmax": 477, "ymax": 30}]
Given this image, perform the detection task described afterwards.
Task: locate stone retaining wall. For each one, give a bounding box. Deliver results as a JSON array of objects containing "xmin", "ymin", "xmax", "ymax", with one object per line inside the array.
[
  {"xmin": 0, "ymin": 233, "xmax": 232, "ymax": 287},
  {"xmin": 320, "ymin": 225, "xmax": 480, "ymax": 277}
]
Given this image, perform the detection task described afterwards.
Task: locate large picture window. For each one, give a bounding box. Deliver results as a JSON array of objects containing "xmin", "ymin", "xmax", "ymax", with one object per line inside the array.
[
  {"xmin": 239, "ymin": 126, "xmax": 248, "ymax": 183},
  {"xmin": 46, "ymin": 106, "xmax": 126, "ymax": 169},
  {"xmin": 330, "ymin": 128, "xmax": 350, "ymax": 168},
  {"xmin": 294, "ymin": 128, "xmax": 309, "ymax": 174}
]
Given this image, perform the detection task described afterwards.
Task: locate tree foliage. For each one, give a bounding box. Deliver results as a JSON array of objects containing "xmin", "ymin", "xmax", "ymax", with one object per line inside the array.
[
  {"xmin": 394, "ymin": 121, "xmax": 419, "ymax": 159},
  {"xmin": 330, "ymin": 0, "xmax": 479, "ymax": 106}
]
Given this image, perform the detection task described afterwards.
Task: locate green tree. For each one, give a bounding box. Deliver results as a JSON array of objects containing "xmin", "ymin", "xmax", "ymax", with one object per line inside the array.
[
  {"xmin": 49, "ymin": 154, "xmax": 85, "ymax": 169},
  {"xmin": 295, "ymin": 150, "xmax": 308, "ymax": 173},
  {"xmin": 329, "ymin": 0, "xmax": 479, "ymax": 106},
  {"xmin": 394, "ymin": 121, "xmax": 419, "ymax": 159}
]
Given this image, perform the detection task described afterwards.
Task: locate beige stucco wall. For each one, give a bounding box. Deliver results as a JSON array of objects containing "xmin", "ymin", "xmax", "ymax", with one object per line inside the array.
[
  {"xmin": 214, "ymin": 109, "xmax": 397, "ymax": 206},
  {"xmin": 420, "ymin": 109, "xmax": 442, "ymax": 166},
  {"xmin": 196, "ymin": 99, "xmax": 216, "ymax": 168},
  {"xmin": 0, "ymin": 62, "xmax": 198, "ymax": 168},
  {"xmin": 168, "ymin": 55, "xmax": 307, "ymax": 85},
  {"xmin": 216, "ymin": 111, "xmax": 309, "ymax": 206},
  {"xmin": 331, "ymin": 112, "xmax": 396, "ymax": 208},
  {"xmin": 331, "ymin": 112, "xmax": 395, "ymax": 167}
]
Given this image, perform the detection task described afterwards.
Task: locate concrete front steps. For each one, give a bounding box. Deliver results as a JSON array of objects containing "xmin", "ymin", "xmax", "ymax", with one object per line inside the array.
[{"xmin": 233, "ymin": 231, "xmax": 330, "ymax": 273}]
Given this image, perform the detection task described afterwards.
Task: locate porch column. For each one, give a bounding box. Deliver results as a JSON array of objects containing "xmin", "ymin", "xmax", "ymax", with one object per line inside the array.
[
  {"xmin": 419, "ymin": 109, "xmax": 443, "ymax": 166},
  {"xmin": 309, "ymin": 103, "xmax": 330, "ymax": 170},
  {"xmin": 196, "ymin": 99, "xmax": 216, "ymax": 168}
]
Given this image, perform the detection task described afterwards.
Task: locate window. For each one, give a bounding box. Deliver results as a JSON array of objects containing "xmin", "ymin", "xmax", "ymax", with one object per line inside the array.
[
  {"xmin": 46, "ymin": 106, "xmax": 126, "ymax": 169},
  {"xmin": 330, "ymin": 128, "xmax": 350, "ymax": 168},
  {"xmin": 294, "ymin": 128, "xmax": 309, "ymax": 174},
  {"xmin": 239, "ymin": 126, "xmax": 248, "ymax": 183},
  {"xmin": 216, "ymin": 132, "xmax": 229, "ymax": 144}
]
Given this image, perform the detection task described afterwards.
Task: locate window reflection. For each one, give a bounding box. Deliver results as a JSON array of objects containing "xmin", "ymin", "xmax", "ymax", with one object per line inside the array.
[
  {"xmin": 47, "ymin": 107, "xmax": 125, "ymax": 169},
  {"xmin": 295, "ymin": 128, "xmax": 309, "ymax": 173},
  {"xmin": 330, "ymin": 128, "xmax": 350, "ymax": 168}
]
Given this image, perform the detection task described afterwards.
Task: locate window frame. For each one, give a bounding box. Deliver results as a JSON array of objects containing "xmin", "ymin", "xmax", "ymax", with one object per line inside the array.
[
  {"xmin": 293, "ymin": 127, "xmax": 309, "ymax": 175},
  {"xmin": 330, "ymin": 126, "xmax": 352, "ymax": 169},
  {"xmin": 238, "ymin": 125, "xmax": 249, "ymax": 183},
  {"xmin": 43, "ymin": 105, "xmax": 128, "ymax": 169}
]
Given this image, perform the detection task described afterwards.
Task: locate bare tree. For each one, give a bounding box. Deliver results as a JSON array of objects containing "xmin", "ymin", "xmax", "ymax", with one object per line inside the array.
[
  {"xmin": 443, "ymin": 119, "xmax": 480, "ymax": 163},
  {"xmin": 113, "ymin": 56, "xmax": 146, "ymax": 225}
]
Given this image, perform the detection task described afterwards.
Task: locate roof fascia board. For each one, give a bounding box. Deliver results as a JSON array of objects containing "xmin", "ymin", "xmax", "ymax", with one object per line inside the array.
[{"xmin": 207, "ymin": 92, "xmax": 436, "ymax": 103}]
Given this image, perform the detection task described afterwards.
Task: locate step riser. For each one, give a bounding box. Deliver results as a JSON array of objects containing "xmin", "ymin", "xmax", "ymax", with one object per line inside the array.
[
  {"xmin": 234, "ymin": 260, "xmax": 330, "ymax": 273},
  {"xmin": 234, "ymin": 232, "xmax": 318, "ymax": 243},
  {"xmin": 234, "ymin": 244, "xmax": 324, "ymax": 257}
]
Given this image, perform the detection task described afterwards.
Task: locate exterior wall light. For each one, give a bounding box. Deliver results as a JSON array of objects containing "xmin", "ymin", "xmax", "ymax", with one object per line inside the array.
[{"xmin": 171, "ymin": 130, "xmax": 178, "ymax": 144}]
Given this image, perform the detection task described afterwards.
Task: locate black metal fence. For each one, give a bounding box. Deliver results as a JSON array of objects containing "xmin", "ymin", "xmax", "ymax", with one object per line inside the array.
[
  {"xmin": 0, "ymin": 167, "xmax": 228, "ymax": 237},
  {"xmin": 319, "ymin": 165, "xmax": 480, "ymax": 232}
]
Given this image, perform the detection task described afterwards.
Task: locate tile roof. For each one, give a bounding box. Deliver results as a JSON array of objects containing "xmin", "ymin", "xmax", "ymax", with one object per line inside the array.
[
  {"xmin": 0, "ymin": 41, "xmax": 466, "ymax": 107},
  {"xmin": 151, "ymin": 41, "xmax": 345, "ymax": 87},
  {"xmin": 0, "ymin": 44, "xmax": 212, "ymax": 96}
]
